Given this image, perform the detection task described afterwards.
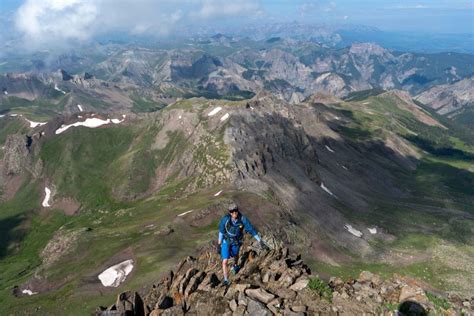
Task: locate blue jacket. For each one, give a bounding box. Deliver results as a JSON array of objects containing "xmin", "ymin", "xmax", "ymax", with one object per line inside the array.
[{"xmin": 218, "ymin": 213, "xmax": 260, "ymax": 244}]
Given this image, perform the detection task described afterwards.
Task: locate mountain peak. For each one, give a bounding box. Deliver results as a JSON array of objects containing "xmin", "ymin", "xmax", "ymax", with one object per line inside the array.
[{"xmin": 349, "ymin": 42, "xmax": 391, "ymax": 57}]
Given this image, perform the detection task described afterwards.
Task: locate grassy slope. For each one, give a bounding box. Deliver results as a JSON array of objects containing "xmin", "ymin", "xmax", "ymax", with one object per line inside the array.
[
  {"xmin": 308, "ymin": 92, "xmax": 474, "ymax": 294},
  {"xmin": 1, "ymin": 95, "xmax": 473, "ymax": 313},
  {"xmin": 0, "ymin": 182, "xmax": 234, "ymax": 315},
  {"xmin": 1, "ymin": 94, "xmax": 68, "ymax": 121},
  {"xmin": 0, "ymin": 100, "xmax": 240, "ymax": 314}
]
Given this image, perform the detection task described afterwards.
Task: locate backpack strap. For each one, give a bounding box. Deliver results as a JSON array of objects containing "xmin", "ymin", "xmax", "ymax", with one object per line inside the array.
[{"xmin": 224, "ymin": 217, "xmax": 244, "ymax": 243}]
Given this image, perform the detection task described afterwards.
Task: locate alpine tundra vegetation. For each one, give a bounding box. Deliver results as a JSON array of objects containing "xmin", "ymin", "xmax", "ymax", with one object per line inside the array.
[{"xmin": 0, "ymin": 0, "xmax": 473, "ymax": 315}]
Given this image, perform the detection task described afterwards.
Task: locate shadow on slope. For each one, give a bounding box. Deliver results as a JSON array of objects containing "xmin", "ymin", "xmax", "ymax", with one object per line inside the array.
[
  {"xmin": 0, "ymin": 214, "xmax": 26, "ymax": 259},
  {"xmin": 230, "ymin": 101, "xmax": 473, "ymax": 264}
]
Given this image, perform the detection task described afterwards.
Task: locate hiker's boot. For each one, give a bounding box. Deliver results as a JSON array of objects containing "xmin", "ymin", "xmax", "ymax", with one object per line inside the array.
[{"xmin": 231, "ymin": 265, "xmax": 240, "ymax": 275}]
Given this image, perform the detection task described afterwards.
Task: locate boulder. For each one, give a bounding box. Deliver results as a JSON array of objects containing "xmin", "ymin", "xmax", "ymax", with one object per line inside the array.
[
  {"xmin": 289, "ymin": 278, "xmax": 309, "ymax": 291},
  {"xmin": 160, "ymin": 305, "xmax": 184, "ymax": 316},
  {"xmin": 267, "ymin": 297, "xmax": 283, "ymax": 314},
  {"xmin": 233, "ymin": 305, "xmax": 246, "ymax": 316},
  {"xmin": 229, "ymin": 299, "xmax": 238, "ymax": 312},
  {"xmin": 358, "ymin": 271, "xmax": 382, "ymax": 286},
  {"xmin": 238, "ymin": 291, "xmax": 248, "ymax": 306},
  {"xmin": 247, "ymin": 298, "xmax": 272, "ymax": 316},
  {"xmin": 273, "ymin": 287, "xmax": 297, "ymax": 300},
  {"xmin": 197, "ymin": 273, "xmax": 219, "ymax": 291},
  {"xmin": 245, "ymin": 288, "xmax": 276, "ymax": 304},
  {"xmin": 178, "ymin": 268, "xmax": 198, "ymax": 294},
  {"xmin": 184, "ymin": 271, "xmax": 206, "ymax": 297},
  {"xmin": 399, "ymin": 285, "xmax": 428, "ymax": 304},
  {"xmin": 291, "ymin": 305, "xmax": 307, "ymax": 312},
  {"xmin": 114, "ymin": 291, "xmax": 144, "ymax": 316}
]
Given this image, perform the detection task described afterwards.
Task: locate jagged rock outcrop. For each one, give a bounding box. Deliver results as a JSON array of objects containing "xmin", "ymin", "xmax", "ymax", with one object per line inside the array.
[
  {"xmin": 415, "ymin": 77, "xmax": 474, "ymax": 122},
  {"xmin": 95, "ymin": 239, "xmax": 472, "ymax": 315},
  {"xmin": 3, "ymin": 134, "xmax": 31, "ymax": 176}
]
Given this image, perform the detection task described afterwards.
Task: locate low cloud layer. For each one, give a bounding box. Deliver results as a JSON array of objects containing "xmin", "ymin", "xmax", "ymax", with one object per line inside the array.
[{"xmin": 14, "ymin": 0, "xmax": 260, "ymax": 47}]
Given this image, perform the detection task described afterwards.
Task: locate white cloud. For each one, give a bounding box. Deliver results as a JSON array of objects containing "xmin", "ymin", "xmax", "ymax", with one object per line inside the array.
[
  {"xmin": 299, "ymin": 1, "xmax": 337, "ymax": 17},
  {"xmin": 388, "ymin": 4, "xmax": 430, "ymax": 9},
  {"xmin": 14, "ymin": 0, "xmax": 261, "ymax": 47}
]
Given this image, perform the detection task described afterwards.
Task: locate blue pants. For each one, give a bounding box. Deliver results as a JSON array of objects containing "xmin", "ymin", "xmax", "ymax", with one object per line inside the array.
[{"xmin": 221, "ymin": 239, "xmax": 240, "ymax": 260}]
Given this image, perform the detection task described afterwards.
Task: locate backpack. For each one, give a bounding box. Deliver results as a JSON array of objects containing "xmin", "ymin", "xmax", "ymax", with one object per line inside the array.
[{"xmin": 224, "ymin": 214, "xmax": 245, "ymax": 245}]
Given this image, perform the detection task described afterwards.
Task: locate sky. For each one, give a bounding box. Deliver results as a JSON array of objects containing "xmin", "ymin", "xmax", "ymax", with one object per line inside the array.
[{"xmin": 0, "ymin": 0, "xmax": 473, "ymax": 49}]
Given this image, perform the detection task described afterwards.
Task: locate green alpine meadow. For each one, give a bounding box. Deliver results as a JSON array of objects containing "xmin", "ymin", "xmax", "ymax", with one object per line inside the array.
[{"xmin": 0, "ymin": 1, "xmax": 473, "ymax": 315}]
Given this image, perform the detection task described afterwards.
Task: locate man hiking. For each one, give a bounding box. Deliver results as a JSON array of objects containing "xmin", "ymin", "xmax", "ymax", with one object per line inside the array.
[{"xmin": 217, "ymin": 203, "xmax": 267, "ymax": 285}]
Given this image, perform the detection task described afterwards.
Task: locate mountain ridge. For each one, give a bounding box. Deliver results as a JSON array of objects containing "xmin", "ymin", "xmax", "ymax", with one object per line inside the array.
[{"xmin": 94, "ymin": 238, "xmax": 473, "ymax": 315}]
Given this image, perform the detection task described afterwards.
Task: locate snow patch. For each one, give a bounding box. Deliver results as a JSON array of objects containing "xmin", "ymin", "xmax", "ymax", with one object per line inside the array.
[
  {"xmin": 42, "ymin": 187, "xmax": 52, "ymax": 207},
  {"xmin": 55, "ymin": 117, "xmax": 124, "ymax": 134},
  {"xmin": 3, "ymin": 90, "xmax": 7, "ymax": 95},
  {"xmin": 345, "ymin": 224, "xmax": 363, "ymax": 237},
  {"xmin": 0, "ymin": 115, "xmax": 4, "ymax": 118},
  {"xmin": 10, "ymin": 113, "xmax": 18, "ymax": 117},
  {"xmin": 325, "ymin": 145, "xmax": 335, "ymax": 153},
  {"xmin": 22, "ymin": 289, "xmax": 38, "ymax": 296},
  {"xmin": 208, "ymin": 106, "xmax": 222, "ymax": 116},
  {"xmin": 26, "ymin": 119, "xmax": 47, "ymax": 128},
  {"xmin": 98, "ymin": 259, "xmax": 134, "ymax": 287},
  {"xmin": 54, "ymin": 84, "xmax": 66, "ymax": 94},
  {"xmin": 214, "ymin": 190, "xmax": 223, "ymax": 197},
  {"xmin": 342, "ymin": 165, "xmax": 348, "ymax": 170},
  {"xmin": 362, "ymin": 102, "xmax": 370, "ymax": 105},
  {"xmin": 368, "ymin": 227, "xmax": 377, "ymax": 234},
  {"xmin": 177, "ymin": 209, "xmax": 194, "ymax": 217},
  {"xmin": 320, "ymin": 183, "xmax": 336, "ymax": 197},
  {"xmin": 220, "ymin": 113, "xmax": 230, "ymax": 122},
  {"xmin": 179, "ymin": 115, "xmax": 182, "ymax": 119},
  {"xmin": 111, "ymin": 116, "xmax": 126, "ymax": 124},
  {"xmin": 77, "ymin": 104, "xmax": 83, "ymax": 112}
]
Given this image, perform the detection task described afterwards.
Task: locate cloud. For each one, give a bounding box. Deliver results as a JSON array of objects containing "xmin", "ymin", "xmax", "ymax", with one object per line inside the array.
[
  {"xmin": 387, "ymin": 4, "xmax": 430, "ymax": 9},
  {"xmin": 299, "ymin": 1, "xmax": 337, "ymax": 18},
  {"xmin": 14, "ymin": 0, "xmax": 261, "ymax": 47},
  {"xmin": 193, "ymin": 0, "xmax": 259, "ymax": 18}
]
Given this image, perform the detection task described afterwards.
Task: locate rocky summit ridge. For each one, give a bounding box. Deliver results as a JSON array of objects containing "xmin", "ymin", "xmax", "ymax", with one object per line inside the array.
[{"xmin": 95, "ymin": 238, "xmax": 473, "ymax": 316}]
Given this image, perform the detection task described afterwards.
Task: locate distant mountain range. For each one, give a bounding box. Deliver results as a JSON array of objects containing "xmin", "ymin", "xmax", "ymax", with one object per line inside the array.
[
  {"xmin": 187, "ymin": 22, "xmax": 474, "ymax": 54},
  {"xmin": 1, "ymin": 37, "xmax": 473, "ymax": 125}
]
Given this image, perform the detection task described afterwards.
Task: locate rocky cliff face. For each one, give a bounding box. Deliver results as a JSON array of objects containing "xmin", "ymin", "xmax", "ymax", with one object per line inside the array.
[
  {"xmin": 416, "ymin": 77, "xmax": 474, "ymax": 124},
  {"xmin": 95, "ymin": 239, "xmax": 472, "ymax": 315},
  {"xmin": 3, "ymin": 134, "xmax": 31, "ymax": 176}
]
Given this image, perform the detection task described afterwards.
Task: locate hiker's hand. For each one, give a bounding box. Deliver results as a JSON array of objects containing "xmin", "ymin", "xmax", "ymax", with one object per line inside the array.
[{"xmin": 259, "ymin": 240, "xmax": 269, "ymax": 251}]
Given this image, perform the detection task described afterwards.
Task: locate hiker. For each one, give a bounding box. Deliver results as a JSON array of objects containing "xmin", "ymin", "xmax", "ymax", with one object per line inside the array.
[{"xmin": 217, "ymin": 203, "xmax": 268, "ymax": 285}]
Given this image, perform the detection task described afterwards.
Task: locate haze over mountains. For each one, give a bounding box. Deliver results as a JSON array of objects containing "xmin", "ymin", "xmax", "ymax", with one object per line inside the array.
[
  {"xmin": 2, "ymin": 36, "xmax": 473, "ymax": 124},
  {"xmin": 0, "ymin": 1, "xmax": 473, "ymax": 314}
]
